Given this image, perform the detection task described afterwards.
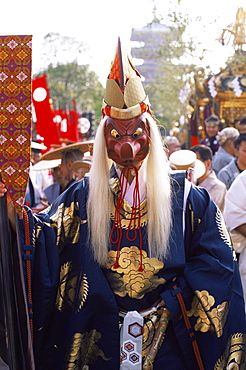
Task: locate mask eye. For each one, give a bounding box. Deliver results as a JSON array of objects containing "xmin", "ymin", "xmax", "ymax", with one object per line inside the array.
[
  {"xmin": 111, "ymin": 129, "xmax": 121, "ymax": 138},
  {"xmin": 132, "ymin": 127, "xmax": 143, "ymax": 138}
]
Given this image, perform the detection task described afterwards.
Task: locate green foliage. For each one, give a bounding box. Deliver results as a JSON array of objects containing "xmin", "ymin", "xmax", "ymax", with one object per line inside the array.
[
  {"xmin": 35, "ymin": 62, "xmax": 104, "ymax": 117},
  {"xmin": 34, "ymin": 33, "xmax": 105, "ymax": 119}
]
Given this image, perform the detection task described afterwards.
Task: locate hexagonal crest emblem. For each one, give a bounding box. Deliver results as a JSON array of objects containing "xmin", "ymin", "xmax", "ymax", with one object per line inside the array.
[
  {"xmin": 124, "ymin": 341, "xmax": 135, "ymax": 352},
  {"xmin": 128, "ymin": 322, "xmax": 143, "ymax": 338},
  {"xmin": 129, "ymin": 352, "xmax": 140, "ymax": 364}
]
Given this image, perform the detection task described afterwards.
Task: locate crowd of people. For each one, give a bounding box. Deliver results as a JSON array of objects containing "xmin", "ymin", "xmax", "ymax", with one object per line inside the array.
[
  {"xmin": 27, "ymin": 142, "xmax": 93, "ymax": 213},
  {"xmin": 165, "ymin": 114, "xmax": 246, "ymax": 313},
  {"xmin": 0, "ymin": 40, "xmax": 246, "ymax": 369}
]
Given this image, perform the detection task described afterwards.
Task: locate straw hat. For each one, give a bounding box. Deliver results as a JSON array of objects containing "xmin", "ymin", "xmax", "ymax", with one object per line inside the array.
[
  {"xmin": 169, "ymin": 150, "xmax": 205, "ymax": 179},
  {"xmin": 32, "ymin": 159, "xmax": 61, "ymax": 171},
  {"xmin": 40, "ymin": 140, "xmax": 94, "ymax": 161},
  {"xmin": 31, "ymin": 141, "xmax": 47, "ymax": 151},
  {"xmin": 72, "ymin": 155, "xmax": 93, "ymax": 172}
]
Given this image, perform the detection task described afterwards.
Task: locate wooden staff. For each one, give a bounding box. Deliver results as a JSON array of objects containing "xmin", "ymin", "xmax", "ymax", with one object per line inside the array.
[
  {"xmin": 0, "ymin": 186, "xmax": 21, "ymax": 369},
  {"xmin": 143, "ymin": 308, "xmax": 171, "ymax": 370}
]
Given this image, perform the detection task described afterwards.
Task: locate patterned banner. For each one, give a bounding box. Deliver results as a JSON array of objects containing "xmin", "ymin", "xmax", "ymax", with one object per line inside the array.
[{"xmin": 0, "ymin": 35, "xmax": 32, "ymax": 217}]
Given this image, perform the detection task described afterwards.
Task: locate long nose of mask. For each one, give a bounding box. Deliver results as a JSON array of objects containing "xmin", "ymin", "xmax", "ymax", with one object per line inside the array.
[{"xmin": 118, "ymin": 142, "xmax": 141, "ymax": 161}]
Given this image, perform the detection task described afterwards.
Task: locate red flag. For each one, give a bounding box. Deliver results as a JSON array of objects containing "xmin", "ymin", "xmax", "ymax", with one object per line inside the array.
[
  {"xmin": 32, "ymin": 75, "xmax": 60, "ymax": 150},
  {"xmin": 53, "ymin": 108, "xmax": 79, "ymax": 143}
]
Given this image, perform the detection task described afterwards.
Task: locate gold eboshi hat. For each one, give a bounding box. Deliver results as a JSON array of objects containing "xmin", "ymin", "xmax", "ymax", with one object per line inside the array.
[{"xmin": 102, "ymin": 37, "xmax": 151, "ymax": 120}]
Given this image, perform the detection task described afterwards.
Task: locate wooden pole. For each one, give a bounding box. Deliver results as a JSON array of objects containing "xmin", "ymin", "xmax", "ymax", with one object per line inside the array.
[{"xmin": 0, "ymin": 188, "xmax": 21, "ymax": 369}]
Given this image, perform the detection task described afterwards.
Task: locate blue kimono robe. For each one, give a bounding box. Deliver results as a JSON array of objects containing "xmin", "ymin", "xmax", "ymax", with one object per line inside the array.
[{"xmin": 17, "ymin": 170, "xmax": 246, "ymax": 369}]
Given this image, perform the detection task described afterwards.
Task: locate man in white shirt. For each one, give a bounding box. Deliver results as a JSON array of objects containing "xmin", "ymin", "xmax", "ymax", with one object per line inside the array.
[
  {"xmin": 190, "ymin": 144, "xmax": 227, "ymax": 212},
  {"xmin": 224, "ymin": 170, "xmax": 246, "ymax": 312}
]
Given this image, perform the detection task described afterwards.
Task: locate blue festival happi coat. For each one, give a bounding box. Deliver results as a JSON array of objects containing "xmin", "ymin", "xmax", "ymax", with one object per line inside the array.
[{"xmin": 16, "ymin": 170, "xmax": 246, "ymax": 369}]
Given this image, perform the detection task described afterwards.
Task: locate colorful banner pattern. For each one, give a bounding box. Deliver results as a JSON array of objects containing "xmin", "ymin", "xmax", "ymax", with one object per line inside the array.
[{"xmin": 0, "ymin": 35, "xmax": 32, "ymax": 217}]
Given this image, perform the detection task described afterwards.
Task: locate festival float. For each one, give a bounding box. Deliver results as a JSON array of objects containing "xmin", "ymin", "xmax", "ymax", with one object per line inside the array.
[{"xmin": 182, "ymin": 8, "xmax": 246, "ymax": 146}]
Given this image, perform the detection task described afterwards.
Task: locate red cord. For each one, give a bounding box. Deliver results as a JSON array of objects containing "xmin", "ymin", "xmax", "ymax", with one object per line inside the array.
[
  {"xmin": 110, "ymin": 167, "xmax": 143, "ymax": 271},
  {"xmin": 173, "ymin": 285, "xmax": 204, "ymax": 370},
  {"xmin": 23, "ymin": 209, "xmax": 33, "ymax": 342}
]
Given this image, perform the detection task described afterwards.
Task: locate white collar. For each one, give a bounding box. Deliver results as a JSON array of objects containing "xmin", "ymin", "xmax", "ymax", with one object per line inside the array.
[{"xmin": 115, "ymin": 162, "xmax": 147, "ymax": 205}]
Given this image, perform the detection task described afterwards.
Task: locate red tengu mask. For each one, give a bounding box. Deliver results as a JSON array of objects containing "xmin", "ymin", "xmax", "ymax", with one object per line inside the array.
[{"xmin": 104, "ymin": 114, "xmax": 150, "ymax": 168}]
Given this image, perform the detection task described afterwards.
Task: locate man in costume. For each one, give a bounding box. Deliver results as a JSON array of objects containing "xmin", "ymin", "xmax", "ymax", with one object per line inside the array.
[{"xmin": 1, "ymin": 39, "xmax": 246, "ymax": 370}]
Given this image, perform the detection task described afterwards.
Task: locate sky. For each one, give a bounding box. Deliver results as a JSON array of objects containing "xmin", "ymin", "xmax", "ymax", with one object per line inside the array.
[{"xmin": 1, "ymin": 0, "xmax": 246, "ymax": 85}]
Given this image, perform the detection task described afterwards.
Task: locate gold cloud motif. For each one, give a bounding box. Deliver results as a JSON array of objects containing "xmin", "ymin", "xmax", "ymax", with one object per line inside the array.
[
  {"xmin": 106, "ymin": 246, "xmax": 165, "ymax": 299},
  {"xmin": 66, "ymin": 330, "xmax": 111, "ymax": 368},
  {"xmin": 187, "ymin": 290, "xmax": 228, "ymax": 338}
]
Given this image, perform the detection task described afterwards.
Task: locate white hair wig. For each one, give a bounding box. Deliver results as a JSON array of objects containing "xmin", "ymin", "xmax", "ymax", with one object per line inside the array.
[{"xmin": 87, "ymin": 112, "xmax": 172, "ymax": 266}]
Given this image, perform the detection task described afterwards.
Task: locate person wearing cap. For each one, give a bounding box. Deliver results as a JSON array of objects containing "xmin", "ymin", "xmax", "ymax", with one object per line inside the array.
[
  {"xmin": 31, "ymin": 140, "xmax": 53, "ymax": 191},
  {"xmin": 0, "ymin": 39, "xmax": 245, "ymax": 369},
  {"xmin": 190, "ymin": 145, "xmax": 227, "ymax": 212},
  {"xmin": 200, "ymin": 114, "xmax": 220, "ymax": 155},
  {"xmin": 39, "ymin": 141, "xmax": 94, "ymax": 191},
  {"xmin": 217, "ymin": 133, "xmax": 246, "ymax": 189},
  {"xmin": 72, "ymin": 156, "xmax": 92, "ymax": 182},
  {"xmin": 212, "ymin": 127, "xmax": 239, "ymax": 175},
  {"xmin": 60, "ymin": 148, "xmax": 84, "ymax": 188},
  {"xmin": 31, "ymin": 140, "xmax": 47, "ymax": 165},
  {"xmin": 169, "ymin": 149, "xmax": 206, "ymax": 184}
]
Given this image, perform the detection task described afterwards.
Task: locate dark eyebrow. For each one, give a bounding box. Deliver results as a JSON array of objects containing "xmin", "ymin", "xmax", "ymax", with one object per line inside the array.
[{"xmin": 107, "ymin": 118, "xmax": 116, "ymax": 124}]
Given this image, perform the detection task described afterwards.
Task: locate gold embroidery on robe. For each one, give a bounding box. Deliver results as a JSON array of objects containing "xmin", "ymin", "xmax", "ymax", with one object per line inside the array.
[
  {"xmin": 215, "ymin": 209, "xmax": 232, "ymax": 249},
  {"xmin": 109, "ymin": 177, "xmax": 148, "ymax": 229},
  {"xmin": 49, "ymin": 201, "xmax": 81, "ymax": 246},
  {"xmin": 106, "ymin": 246, "xmax": 165, "ymax": 299},
  {"xmin": 142, "ymin": 309, "xmax": 164, "ymax": 359},
  {"xmin": 34, "ymin": 224, "xmax": 42, "ymax": 241},
  {"xmin": 56, "ymin": 262, "xmax": 89, "ymax": 312},
  {"xmin": 214, "ymin": 333, "xmax": 246, "ymax": 369},
  {"xmin": 187, "ymin": 290, "xmax": 228, "ymax": 337},
  {"xmin": 65, "ymin": 330, "xmax": 111, "ymax": 369}
]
